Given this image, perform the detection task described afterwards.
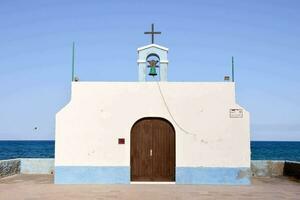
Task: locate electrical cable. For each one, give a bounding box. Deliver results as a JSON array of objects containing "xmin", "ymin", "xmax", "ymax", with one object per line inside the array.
[{"xmin": 156, "ymin": 81, "xmax": 197, "ymax": 137}]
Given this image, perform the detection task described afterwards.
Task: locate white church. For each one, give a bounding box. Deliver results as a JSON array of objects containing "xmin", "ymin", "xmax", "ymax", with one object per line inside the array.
[{"xmin": 55, "ymin": 25, "xmax": 251, "ymax": 185}]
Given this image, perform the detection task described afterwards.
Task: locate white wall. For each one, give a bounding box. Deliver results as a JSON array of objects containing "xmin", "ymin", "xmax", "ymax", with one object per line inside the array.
[{"xmin": 55, "ymin": 82, "xmax": 250, "ymax": 168}]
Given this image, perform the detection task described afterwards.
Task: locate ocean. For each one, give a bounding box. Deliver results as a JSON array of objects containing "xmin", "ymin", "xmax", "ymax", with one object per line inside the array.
[{"xmin": 0, "ymin": 141, "xmax": 300, "ymax": 161}]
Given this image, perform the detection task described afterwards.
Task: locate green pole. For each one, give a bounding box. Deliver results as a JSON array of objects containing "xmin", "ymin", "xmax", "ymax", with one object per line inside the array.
[
  {"xmin": 72, "ymin": 42, "xmax": 75, "ymax": 82},
  {"xmin": 232, "ymin": 56, "xmax": 235, "ymax": 82}
]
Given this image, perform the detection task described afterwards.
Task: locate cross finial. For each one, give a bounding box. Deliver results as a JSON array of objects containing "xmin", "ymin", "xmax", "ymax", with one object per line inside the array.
[{"xmin": 144, "ymin": 24, "xmax": 161, "ymax": 44}]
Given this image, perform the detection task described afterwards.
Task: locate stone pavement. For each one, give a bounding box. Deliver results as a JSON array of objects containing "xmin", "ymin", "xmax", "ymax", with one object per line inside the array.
[{"xmin": 0, "ymin": 174, "xmax": 299, "ymax": 200}]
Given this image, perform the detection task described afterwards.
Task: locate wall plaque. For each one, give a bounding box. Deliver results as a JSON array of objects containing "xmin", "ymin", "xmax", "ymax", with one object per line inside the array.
[
  {"xmin": 118, "ymin": 138, "xmax": 125, "ymax": 144},
  {"xmin": 230, "ymin": 109, "xmax": 243, "ymax": 118}
]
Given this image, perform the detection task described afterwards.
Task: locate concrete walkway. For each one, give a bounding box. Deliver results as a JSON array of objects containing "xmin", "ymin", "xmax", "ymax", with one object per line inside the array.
[{"xmin": 0, "ymin": 175, "xmax": 299, "ymax": 200}]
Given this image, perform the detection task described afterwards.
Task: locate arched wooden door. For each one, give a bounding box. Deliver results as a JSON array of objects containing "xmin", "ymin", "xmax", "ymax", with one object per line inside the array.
[{"xmin": 130, "ymin": 118, "xmax": 175, "ymax": 182}]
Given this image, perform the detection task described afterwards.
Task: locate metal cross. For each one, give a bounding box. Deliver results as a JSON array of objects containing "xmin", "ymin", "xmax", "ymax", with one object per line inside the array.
[{"xmin": 144, "ymin": 24, "xmax": 161, "ymax": 44}]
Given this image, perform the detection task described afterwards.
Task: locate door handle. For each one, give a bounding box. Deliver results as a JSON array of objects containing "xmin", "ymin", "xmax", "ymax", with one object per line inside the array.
[{"xmin": 150, "ymin": 149, "xmax": 152, "ymax": 157}]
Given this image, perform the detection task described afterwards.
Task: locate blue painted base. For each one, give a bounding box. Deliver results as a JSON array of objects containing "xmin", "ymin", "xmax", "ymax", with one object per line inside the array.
[
  {"xmin": 176, "ymin": 167, "xmax": 251, "ymax": 185},
  {"xmin": 55, "ymin": 166, "xmax": 130, "ymax": 184},
  {"xmin": 55, "ymin": 166, "xmax": 250, "ymax": 185}
]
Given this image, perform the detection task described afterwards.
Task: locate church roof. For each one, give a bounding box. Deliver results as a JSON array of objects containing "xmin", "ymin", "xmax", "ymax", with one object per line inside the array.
[{"xmin": 137, "ymin": 44, "xmax": 168, "ymax": 52}]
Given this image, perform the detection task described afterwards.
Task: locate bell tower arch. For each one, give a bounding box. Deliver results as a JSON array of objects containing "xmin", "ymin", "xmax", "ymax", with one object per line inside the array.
[{"xmin": 137, "ymin": 44, "xmax": 169, "ymax": 81}]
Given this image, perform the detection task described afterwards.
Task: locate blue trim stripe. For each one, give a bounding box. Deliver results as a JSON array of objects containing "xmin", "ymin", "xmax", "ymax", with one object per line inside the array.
[
  {"xmin": 55, "ymin": 166, "xmax": 250, "ymax": 185},
  {"xmin": 176, "ymin": 167, "xmax": 251, "ymax": 185},
  {"xmin": 55, "ymin": 166, "xmax": 130, "ymax": 184}
]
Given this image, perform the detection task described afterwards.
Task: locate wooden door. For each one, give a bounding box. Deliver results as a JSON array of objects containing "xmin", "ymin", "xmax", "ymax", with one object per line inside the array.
[
  {"xmin": 130, "ymin": 119, "xmax": 153, "ymax": 181},
  {"xmin": 131, "ymin": 118, "xmax": 175, "ymax": 182}
]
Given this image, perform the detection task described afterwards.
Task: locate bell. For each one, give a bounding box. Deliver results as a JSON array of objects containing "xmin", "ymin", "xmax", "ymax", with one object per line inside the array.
[{"xmin": 149, "ymin": 67, "xmax": 157, "ymax": 76}]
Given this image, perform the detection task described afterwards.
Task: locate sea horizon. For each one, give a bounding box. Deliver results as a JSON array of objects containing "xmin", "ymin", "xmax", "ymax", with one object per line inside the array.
[
  {"xmin": 1, "ymin": 139, "xmax": 300, "ymax": 142},
  {"xmin": 0, "ymin": 140, "xmax": 300, "ymax": 161}
]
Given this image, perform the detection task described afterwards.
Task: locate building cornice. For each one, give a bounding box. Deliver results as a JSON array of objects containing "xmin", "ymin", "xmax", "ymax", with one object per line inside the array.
[{"xmin": 137, "ymin": 44, "xmax": 169, "ymax": 52}]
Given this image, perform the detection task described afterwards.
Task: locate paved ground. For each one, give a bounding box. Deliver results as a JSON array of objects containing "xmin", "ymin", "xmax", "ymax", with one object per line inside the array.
[{"xmin": 0, "ymin": 175, "xmax": 300, "ymax": 200}]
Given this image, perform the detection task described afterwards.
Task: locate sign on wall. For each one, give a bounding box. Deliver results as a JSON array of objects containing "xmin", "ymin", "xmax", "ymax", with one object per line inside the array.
[
  {"xmin": 118, "ymin": 138, "xmax": 125, "ymax": 144},
  {"xmin": 230, "ymin": 109, "xmax": 243, "ymax": 118}
]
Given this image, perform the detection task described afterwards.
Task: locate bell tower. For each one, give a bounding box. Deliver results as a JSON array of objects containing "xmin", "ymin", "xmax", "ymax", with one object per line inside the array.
[{"xmin": 137, "ymin": 24, "xmax": 169, "ymax": 82}]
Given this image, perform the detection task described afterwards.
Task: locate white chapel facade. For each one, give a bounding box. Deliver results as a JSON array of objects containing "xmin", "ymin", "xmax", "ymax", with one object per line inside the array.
[{"xmin": 55, "ymin": 25, "xmax": 251, "ymax": 184}]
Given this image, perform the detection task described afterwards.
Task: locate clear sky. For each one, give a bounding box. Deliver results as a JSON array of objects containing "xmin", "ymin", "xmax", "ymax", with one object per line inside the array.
[{"xmin": 0, "ymin": 0, "xmax": 299, "ymax": 141}]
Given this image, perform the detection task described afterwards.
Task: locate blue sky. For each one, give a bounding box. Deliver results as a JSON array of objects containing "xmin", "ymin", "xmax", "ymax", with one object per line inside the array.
[{"xmin": 0, "ymin": 0, "xmax": 299, "ymax": 140}]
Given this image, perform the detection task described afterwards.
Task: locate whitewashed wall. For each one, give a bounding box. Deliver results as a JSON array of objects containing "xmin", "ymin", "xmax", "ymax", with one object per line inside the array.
[{"xmin": 55, "ymin": 82, "xmax": 250, "ymax": 168}]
